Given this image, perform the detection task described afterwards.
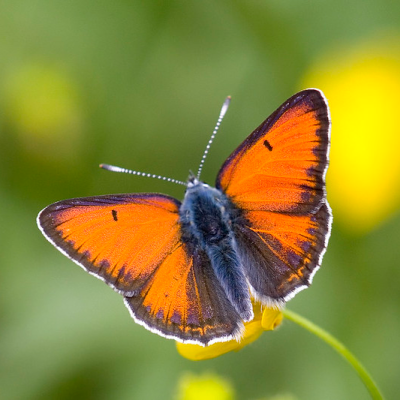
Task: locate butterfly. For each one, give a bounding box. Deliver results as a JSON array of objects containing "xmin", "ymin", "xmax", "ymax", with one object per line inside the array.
[{"xmin": 37, "ymin": 89, "xmax": 332, "ymax": 346}]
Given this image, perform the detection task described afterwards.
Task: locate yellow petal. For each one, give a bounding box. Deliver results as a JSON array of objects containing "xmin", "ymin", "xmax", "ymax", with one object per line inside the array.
[
  {"xmin": 176, "ymin": 305, "xmax": 283, "ymax": 361},
  {"xmin": 261, "ymin": 307, "xmax": 284, "ymax": 331}
]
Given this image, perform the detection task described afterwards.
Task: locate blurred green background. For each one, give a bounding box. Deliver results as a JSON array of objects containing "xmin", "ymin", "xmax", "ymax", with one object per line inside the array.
[{"xmin": 1, "ymin": 1, "xmax": 400, "ymax": 399}]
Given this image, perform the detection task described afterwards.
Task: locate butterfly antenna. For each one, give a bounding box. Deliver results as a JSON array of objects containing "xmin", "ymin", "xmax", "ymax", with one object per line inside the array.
[
  {"xmin": 197, "ymin": 96, "xmax": 231, "ymax": 179},
  {"xmin": 99, "ymin": 164, "xmax": 187, "ymax": 186}
]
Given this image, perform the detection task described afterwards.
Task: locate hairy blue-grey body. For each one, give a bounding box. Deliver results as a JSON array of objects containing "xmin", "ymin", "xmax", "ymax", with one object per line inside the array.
[{"xmin": 179, "ymin": 177, "xmax": 253, "ymax": 322}]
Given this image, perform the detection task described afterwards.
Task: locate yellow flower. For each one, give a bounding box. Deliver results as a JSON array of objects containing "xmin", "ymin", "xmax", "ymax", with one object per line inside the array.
[
  {"xmin": 176, "ymin": 373, "xmax": 234, "ymax": 400},
  {"xmin": 176, "ymin": 304, "xmax": 283, "ymax": 361},
  {"xmin": 175, "ymin": 372, "xmax": 297, "ymax": 400},
  {"xmin": 302, "ymin": 34, "xmax": 400, "ymax": 233}
]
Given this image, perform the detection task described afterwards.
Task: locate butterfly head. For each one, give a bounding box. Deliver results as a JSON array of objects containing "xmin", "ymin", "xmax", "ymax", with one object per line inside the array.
[{"xmin": 187, "ymin": 172, "xmax": 202, "ymax": 189}]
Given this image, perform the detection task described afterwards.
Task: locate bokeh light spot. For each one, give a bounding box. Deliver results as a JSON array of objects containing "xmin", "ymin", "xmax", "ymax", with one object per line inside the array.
[
  {"xmin": 176, "ymin": 373, "xmax": 234, "ymax": 400},
  {"xmin": 2, "ymin": 62, "xmax": 83, "ymax": 159},
  {"xmin": 302, "ymin": 35, "xmax": 400, "ymax": 233}
]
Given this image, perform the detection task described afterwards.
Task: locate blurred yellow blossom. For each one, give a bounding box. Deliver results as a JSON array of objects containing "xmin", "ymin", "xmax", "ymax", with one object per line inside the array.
[
  {"xmin": 2, "ymin": 62, "xmax": 83, "ymax": 159},
  {"xmin": 302, "ymin": 35, "xmax": 400, "ymax": 233},
  {"xmin": 176, "ymin": 304, "xmax": 283, "ymax": 361},
  {"xmin": 176, "ymin": 373, "xmax": 234, "ymax": 400},
  {"xmin": 175, "ymin": 372, "xmax": 297, "ymax": 400}
]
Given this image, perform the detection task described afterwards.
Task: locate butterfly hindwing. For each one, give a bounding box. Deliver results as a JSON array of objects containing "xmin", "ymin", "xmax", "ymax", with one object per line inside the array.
[
  {"xmin": 125, "ymin": 245, "xmax": 243, "ymax": 345},
  {"xmin": 38, "ymin": 193, "xmax": 242, "ymax": 344},
  {"xmin": 217, "ymin": 89, "xmax": 331, "ymax": 302},
  {"xmin": 234, "ymin": 203, "xmax": 331, "ymax": 303}
]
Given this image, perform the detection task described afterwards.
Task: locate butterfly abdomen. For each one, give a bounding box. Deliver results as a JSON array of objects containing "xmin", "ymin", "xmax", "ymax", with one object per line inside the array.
[{"xmin": 180, "ymin": 180, "xmax": 253, "ymax": 322}]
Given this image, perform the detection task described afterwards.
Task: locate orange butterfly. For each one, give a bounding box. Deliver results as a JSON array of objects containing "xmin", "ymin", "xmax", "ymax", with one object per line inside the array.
[{"xmin": 37, "ymin": 89, "xmax": 332, "ymax": 346}]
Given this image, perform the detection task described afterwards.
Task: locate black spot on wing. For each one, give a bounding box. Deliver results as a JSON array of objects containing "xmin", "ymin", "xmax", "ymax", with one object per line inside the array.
[
  {"xmin": 112, "ymin": 209, "xmax": 118, "ymax": 221},
  {"xmin": 263, "ymin": 139, "xmax": 273, "ymax": 151}
]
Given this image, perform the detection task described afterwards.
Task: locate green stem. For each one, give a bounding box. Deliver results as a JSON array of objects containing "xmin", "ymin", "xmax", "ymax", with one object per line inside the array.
[{"xmin": 282, "ymin": 309, "xmax": 384, "ymax": 400}]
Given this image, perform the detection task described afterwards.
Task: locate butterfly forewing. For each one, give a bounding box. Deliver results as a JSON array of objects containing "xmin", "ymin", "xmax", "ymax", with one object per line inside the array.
[
  {"xmin": 38, "ymin": 194, "xmax": 182, "ymax": 295},
  {"xmin": 217, "ymin": 89, "xmax": 330, "ymax": 214}
]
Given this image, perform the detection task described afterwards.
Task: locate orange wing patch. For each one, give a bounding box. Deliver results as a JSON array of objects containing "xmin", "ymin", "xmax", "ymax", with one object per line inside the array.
[
  {"xmin": 217, "ymin": 90, "xmax": 329, "ymax": 214},
  {"xmin": 139, "ymin": 244, "xmax": 194, "ymax": 324}
]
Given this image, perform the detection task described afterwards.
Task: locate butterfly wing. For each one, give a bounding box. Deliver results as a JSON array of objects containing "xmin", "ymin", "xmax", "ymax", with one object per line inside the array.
[
  {"xmin": 38, "ymin": 193, "xmax": 242, "ymax": 345},
  {"xmin": 216, "ymin": 89, "xmax": 332, "ymax": 303},
  {"xmin": 233, "ymin": 203, "xmax": 331, "ymax": 303},
  {"xmin": 217, "ymin": 89, "xmax": 329, "ymax": 214},
  {"xmin": 124, "ymin": 244, "xmax": 243, "ymax": 345}
]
